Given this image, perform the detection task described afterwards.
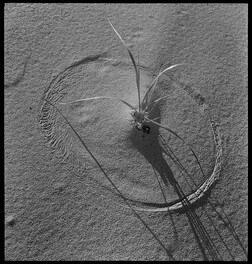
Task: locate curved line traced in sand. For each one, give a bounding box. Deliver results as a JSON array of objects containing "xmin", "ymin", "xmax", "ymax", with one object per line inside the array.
[{"xmin": 39, "ymin": 55, "xmax": 223, "ymax": 212}]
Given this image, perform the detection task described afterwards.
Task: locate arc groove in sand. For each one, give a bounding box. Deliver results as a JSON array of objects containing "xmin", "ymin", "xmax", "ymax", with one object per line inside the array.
[
  {"xmin": 117, "ymin": 119, "xmax": 223, "ymax": 212},
  {"xmin": 39, "ymin": 55, "xmax": 223, "ymax": 212}
]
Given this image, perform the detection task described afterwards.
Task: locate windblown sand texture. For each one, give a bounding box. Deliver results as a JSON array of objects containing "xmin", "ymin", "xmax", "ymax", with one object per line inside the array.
[{"xmin": 5, "ymin": 4, "xmax": 247, "ymax": 260}]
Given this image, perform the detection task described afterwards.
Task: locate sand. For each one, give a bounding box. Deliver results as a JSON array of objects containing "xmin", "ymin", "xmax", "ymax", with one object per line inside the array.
[{"xmin": 5, "ymin": 3, "xmax": 247, "ymax": 260}]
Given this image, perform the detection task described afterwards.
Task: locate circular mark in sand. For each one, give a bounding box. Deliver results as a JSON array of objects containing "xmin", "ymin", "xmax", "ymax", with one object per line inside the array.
[{"xmin": 39, "ymin": 54, "xmax": 223, "ymax": 211}]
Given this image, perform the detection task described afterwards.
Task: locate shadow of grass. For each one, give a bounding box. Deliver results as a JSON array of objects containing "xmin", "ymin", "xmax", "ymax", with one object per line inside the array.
[
  {"xmin": 159, "ymin": 121, "xmax": 247, "ymax": 260},
  {"xmin": 128, "ymin": 100, "xmax": 247, "ymax": 260},
  {"xmin": 127, "ymin": 103, "xmax": 223, "ymax": 260}
]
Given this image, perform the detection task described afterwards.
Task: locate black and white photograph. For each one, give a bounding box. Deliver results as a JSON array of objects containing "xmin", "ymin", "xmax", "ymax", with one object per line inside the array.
[{"xmin": 5, "ymin": 3, "xmax": 247, "ymax": 261}]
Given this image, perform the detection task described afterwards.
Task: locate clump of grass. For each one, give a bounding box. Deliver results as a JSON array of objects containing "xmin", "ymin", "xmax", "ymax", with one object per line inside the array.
[{"xmin": 59, "ymin": 19, "xmax": 205, "ymax": 177}]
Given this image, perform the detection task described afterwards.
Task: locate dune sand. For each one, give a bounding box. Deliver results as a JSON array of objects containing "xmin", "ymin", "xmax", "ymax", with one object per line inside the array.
[{"xmin": 5, "ymin": 3, "xmax": 247, "ymax": 260}]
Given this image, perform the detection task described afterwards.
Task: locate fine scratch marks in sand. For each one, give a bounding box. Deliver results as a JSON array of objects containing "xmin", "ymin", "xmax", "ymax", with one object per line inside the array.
[{"xmin": 38, "ymin": 53, "xmax": 117, "ymax": 173}]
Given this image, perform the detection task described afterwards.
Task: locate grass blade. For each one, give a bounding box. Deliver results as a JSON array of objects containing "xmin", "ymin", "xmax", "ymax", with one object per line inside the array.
[
  {"xmin": 108, "ymin": 19, "xmax": 141, "ymax": 112},
  {"xmin": 146, "ymin": 94, "xmax": 170, "ymax": 116},
  {"xmin": 146, "ymin": 117, "xmax": 205, "ymax": 178},
  {"xmin": 142, "ymin": 63, "xmax": 186, "ymax": 109},
  {"xmin": 59, "ymin": 96, "xmax": 136, "ymax": 111}
]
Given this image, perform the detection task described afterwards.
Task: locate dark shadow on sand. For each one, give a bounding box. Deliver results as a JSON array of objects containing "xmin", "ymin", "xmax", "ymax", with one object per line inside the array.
[{"xmin": 127, "ymin": 102, "xmax": 245, "ymax": 260}]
